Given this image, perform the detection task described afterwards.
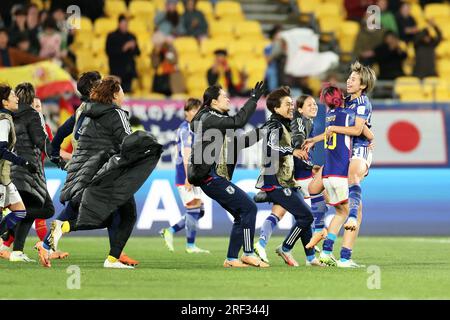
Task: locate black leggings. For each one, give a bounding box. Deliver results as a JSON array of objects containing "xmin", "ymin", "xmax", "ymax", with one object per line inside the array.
[{"xmin": 13, "ymin": 191, "xmax": 55, "ymax": 251}]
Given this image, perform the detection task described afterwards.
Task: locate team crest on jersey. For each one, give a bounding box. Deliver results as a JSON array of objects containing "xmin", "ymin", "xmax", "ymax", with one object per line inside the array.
[
  {"xmin": 283, "ymin": 188, "xmax": 292, "ymax": 196},
  {"xmin": 226, "ymin": 186, "xmax": 235, "ymax": 195}
]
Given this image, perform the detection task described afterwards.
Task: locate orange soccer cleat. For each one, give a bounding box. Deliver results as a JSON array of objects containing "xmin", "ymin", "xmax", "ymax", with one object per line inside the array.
[
  {"xmin": 223, "ymin": 259, "xmax": 249, "ymax": 268},
  {"xmin": 119, "ymin": 253, "xmax": 139, "ymax": 266},
  {"xmin": 305, "ymin": 228, "xmax": 328, "ymax": 249},
  {"xmin": 240, "ymin": 255, "xmax": 270, "ymax": 268}
]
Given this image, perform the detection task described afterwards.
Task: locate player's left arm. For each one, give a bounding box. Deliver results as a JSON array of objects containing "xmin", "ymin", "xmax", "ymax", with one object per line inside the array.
[
  {"xmin": 362, "ymin": 125, "xmax": 374, "ymax": 141},
  {"xmin": 327, "ymin": 117, "xmax": 365, "ymax": 138}
]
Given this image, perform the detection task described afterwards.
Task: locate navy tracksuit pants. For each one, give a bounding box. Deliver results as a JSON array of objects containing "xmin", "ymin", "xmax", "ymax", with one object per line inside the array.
[{"xmin": 201, "ymin": 176, "xmax": 257, "ymax": 259}]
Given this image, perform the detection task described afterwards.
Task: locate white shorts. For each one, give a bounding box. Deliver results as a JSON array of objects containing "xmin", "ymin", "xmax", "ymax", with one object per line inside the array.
[
  {"xmin": 295, "ymin": 177, "xmax": 313, "ymax": 198},
  {"xmin": 323, "ymin": 177, "xmax": 348, "ymax": 206},
  {"xmin": 351, "ymin": 146, "xmax": 373, "ymax": 170},
  {"xmin": 0, "ymin": 183, "xmax": 22, "ymax": 208},
  {"xmin": 177, "ymin": 185, "xmax": 202, "ymax": 206}
]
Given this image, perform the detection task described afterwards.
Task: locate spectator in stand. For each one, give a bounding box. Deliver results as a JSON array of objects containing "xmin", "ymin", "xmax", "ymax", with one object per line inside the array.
[
  {"xmin": 154, "ymin": 0, "xmax": 180, "ymax": 41},
  {"xmin": 354, "ymin": 13, "xmax": 385, "ymax": 64},
  {"xmin": 344, "ymin": 0, "xmax": 376, "ymax": 21},
  {"xmin": 378, "ymin": 0, "xmax": 398, "ymax": 34},
  {"xmin": 38, "ymin": 16, "xmax": 64, "ymax": 60},
  {"xmin": 0, "ymin": 28, "xmax": 43, "ymax": 67},
  {"xmin": 207, "ymin": 49, "xmax": 249, "ymax": 97},
  {"xmin": 372, "ymin": 31, "xmax": 407, "ymax": 80},
  {"xmin": 264, "ymin": 24, "xmax": 284, "ymax": 92},
  {"xmin": 8, "ymin": 7, "xmax": 28, "ymax": 48},
  {"xmin": 151, "ymin": 33, "xmax": 186, "ymax": 96},
  {"xmin": 106, "ymin": 14, "xmax": 140, "ymax": 93},
  {"xmin": 413, "ymin": 20, "xmax": 442, "ymax": 79},
  {"xmin": 178, "ymin": 0, "xmax": 208, "ymax": 41},
  {"xmin": 396, "ymin": 1, "xmax": 419, "ymax": 43},
  {"xmin": 26, "ymin": 3, "xmax": 41, "ymax": 55}
]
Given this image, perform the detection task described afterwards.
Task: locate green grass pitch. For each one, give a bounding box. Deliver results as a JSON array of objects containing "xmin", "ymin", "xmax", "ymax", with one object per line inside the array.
[{"xmin": 1, "ymin": 236, "xmax": 450, "ymax": 299}]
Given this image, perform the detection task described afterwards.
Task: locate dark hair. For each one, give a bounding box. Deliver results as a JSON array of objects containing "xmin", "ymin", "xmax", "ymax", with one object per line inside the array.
[
  {"xmin": 202, "ymin": 85, "xmax": 222, "ymax": 108},
  {"xmin": 0, "ymin": 27, "xmax": 8, "ymax": 35},
  {"xmin": 42, "ymin": 16, "xmax": 58, "ymax": 31},
  {"xmin": 266, "ymin": 86, "xmax": 291, "ymax": 113},
  {"xmin": 15, "ymin": 82, "xmax": 35, "ymax": 105},
  {"xmin": 296, "ymin": 94, "xmax": 313, "ymax": 110},
  {"xmin": 320, "ymin": 85, "xmax": 344, "ymax": 109},
  {"xmin": 184, "ymin": 98, "xmax": 201, "ymax": 112},
  {"xmin": 0, "ymin": 84, "xmax": 12, "ymax": 108},
  {"xmin": 77, "ymin": 71, "xmax": 101, "ymax": 98},
  {"xmin": 118, "ymin": 14, "xmax": 127, "ymax": 23},
  {"xmin": 90, "ymin": 76, "xmax": 122, "ymax": 105},
  {"xmin": 269, "ymin": 24, "xmax": 282, "ymax": 40}
]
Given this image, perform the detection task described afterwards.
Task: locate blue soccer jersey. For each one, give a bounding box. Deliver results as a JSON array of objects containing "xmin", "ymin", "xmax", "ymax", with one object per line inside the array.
[
  {"xmin": 175, "ymin": 120, "xmax": 194, "ymax": 186},
  {"xmin": 345, "ymin": 94, "xmax": 372, "ymax": 148},
  {"xmin": 322, "ymin": 107, "xmax": 355, "ymax": 177}
]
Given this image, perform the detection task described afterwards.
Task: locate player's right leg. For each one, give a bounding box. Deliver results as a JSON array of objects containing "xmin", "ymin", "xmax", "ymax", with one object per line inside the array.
[
  {"xmin": 306, "ymin": 167, "xmax": 328, "ymax": 249},
  {"xmin": 338, "ymin": 203, "xmax": 364, "ymax": 268},
  {"xmin": 255, "ymin": 204, "xmax": 286, "ymax": 263}
]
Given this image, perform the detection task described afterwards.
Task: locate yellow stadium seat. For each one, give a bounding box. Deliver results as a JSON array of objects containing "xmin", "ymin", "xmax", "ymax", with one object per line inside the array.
[
  {"xmin": 315, "ymin": 3, "xmax": 342, "ymax": 20},
  {"xmin": 399, "ymin": 91, "xmax": 432, "ymax": 102},
  {"xmin": 228, "ymin": 41, "xmax": 255, "ymax": 57},
  {"xmin": 104, "ymin": 0, "xmax": 127, "ymax": 18},
  {"xmin": 410, "ymin": 3, "xmax": 427, "ymax": 29},
  {"xmin": 424, "ymin": 3, "xmax": 450, "ymax": 20},
  {"xmin": 436, "ymin": 41, "xmax": 450, "ymax": 59},
  {"xmin": 215, "ymin": 1, "xmax": 243, "ymax": 20},
  {"xmin": 209, "ymin": 20, "xmax": 235, "ymax": 38},
  {"xmin": 337, "ymin": 21, "xmax": 359, "ymax": 53},
  {"xmin": 92, "ymin": 36, "xmax": 107, "ymax": 55},
  {"xmin": 94, "ymin": 18, "xmax": 117, "ymax": 36},
  {"xmin": 422, "ymin": 77, "xmax": 449, "ymax": 98},
  {"xmin": 135, "ymin": 33, "xmax": 152, "ymax": 54},
  {"xmin": 78, "ymin": 16, "xmax": 93, "ymax": 33},
  {"xmin": 322, "ymin": 0, "xmax": 344, "ymax": 6},
  {"xmin": 171, "ymin": 93, "xmax": 190, "ymax": 100},
  {"xmin": 201, "ymin": 39, "xmax": 228, "ymax": 56},
  {"xmin": 433, "ymin": 18, "xmax": 450, "ymax": 40},
  {"xmin": 129, "ymin": 1, "xmax": 155, "ymax": 19},
  {"xmin": 197, "ymin": 1, "xmax": 214, "ymax": 16},
  {"xmin": 394, "ymin": 77, "xmax": 421, "ymax": 96},
  {"xmin": 143, "ymin": 93, "xmax": 167, "ymax": 99},
  {"xmin": 437, "ymin": 60, "xmax": 450, "ymax": 77},
  {"xmin": 76, "ymin": 51, "xmax": 99, "ymax": 73},
  {"xmin": 95, "ymin": 54, "xmax": 110, "ymax": 75},
  {"xmin": 186, "ymin": 75, "xmax": 209, "ymax": 93},
  {"xmin": 173, "ymin": 37, "xmax": 199, "ymax": 55},
  {"xmin": 318, "ymin": 15, "xmax": 343, "ymax": 34},
  {"xmin": 297, "ymin": 0, "xmax": 319, "ymax": 14},
  {"xmin": 234, "ymin": 21, "xmax": 264, "ymax": 39},
  {"xmin": 128, "ymin": 18, "xmax": 151, "ymax": 34}
]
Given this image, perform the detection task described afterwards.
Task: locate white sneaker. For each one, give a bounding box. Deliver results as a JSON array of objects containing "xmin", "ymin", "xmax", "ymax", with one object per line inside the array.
[
  {"xmin": 306, "ymin": 257, "xmax": 326, "ymax": 267},
  {"xmin": 319, "ymin": 251, "xmax": 338, "ymax": 266},
  {"xmin": 48, "ymin": 220, "xmax": 64, "ymax": 251},
  {"xmin": 103, "ymin": 258, "xmax": 134, "ymax": 269},
  {"xmin": 159, "ymin": 228, "xmax": 174, "ymax": 252},
  {"xmin": 254, "ymin": 241, "xmax": 269, "ymax": 263},
  {"xmin": 185, "ymin": 245, "xmax": 210, "ymax": 254},
  {"xmin": 9, "ymin": 251, "xmax": 36, "ymax": 262},
  {"xmin": 337, "ymin": 259, "xmax": 365, "ymax": 268}
]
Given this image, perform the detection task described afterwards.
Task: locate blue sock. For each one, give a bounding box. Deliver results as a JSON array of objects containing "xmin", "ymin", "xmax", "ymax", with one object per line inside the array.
[
  {"xmin": 340, "ymin": 247, "xmax": 352, "ymax": 261},
  {"xmin": 348, "ymin": 184, "xmax": 362, "ymax": 219},
  {"xmin": 259, "ymin": 213, "xmax": 280, "ymax": 248},
  {"xmin": 170, "ymin": 216, "xmax": 186, "ymax": 233},
  {"xmin": 5, "ymin": 210, "xmax": 26, "ymax": 229},
  {"xmin": 322, "ymin": 233, "xmax": 337, "ymax": 254},
  {"xmin": 185, "ymin": 208, "xmax": 201, "ymax": 245},
  {"xmin": 227, "ymin": 257, "xmax": 237, "ymax": 261},
  {"xmin": 306, "ymin": 254, "xmax": 315, "ymax": 262},
  {"xmin": 311, "ymin": 193, "xmax": 327, "ymax": 231},
  {"xmin": 282, "ymin": 246, "xmax": 290, "ymax": 253}
]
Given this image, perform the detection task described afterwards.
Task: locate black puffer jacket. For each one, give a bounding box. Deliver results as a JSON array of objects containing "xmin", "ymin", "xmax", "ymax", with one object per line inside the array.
[
  {"xmin": 77, "ymin": 130, "xmax": 163, "ymax": 228},
  {"xmin": 11, "ymin": 103, "xmax": 52, "ymax": 204},
  {"xmin": 59, "ymin": 102, "xmax": 132, "ymax": 203}
]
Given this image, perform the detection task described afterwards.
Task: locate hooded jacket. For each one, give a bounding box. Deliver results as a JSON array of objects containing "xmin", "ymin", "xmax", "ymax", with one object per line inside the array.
[
  {"xmin": 11, "ymin": 103, "xmax": 52, "ymax": 204},
  {"xmin": 59, "ymin": 101, "xmax": 132, "ymax": 203}
]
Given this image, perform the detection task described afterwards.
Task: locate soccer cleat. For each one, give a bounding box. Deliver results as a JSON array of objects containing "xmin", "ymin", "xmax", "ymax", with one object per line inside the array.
[
  {"xmin": 253, "ymin": 191, "xmax": 270, "ymax": 203},
  {"xmin": 37, "ymin": 245, "xmax": 51, "ymax": 268},
  {"xmin": 306, "ymin": 257, "xmax": 327, "ymax": 267},
  {"xmin": 319, "ymin": 251, "xmax": 338, "ymax": 266},
  {"xmin": 9, "ymin": 251, "xmax": 36, "ymax": 262},
  {"xmin": 35, "ymin": 241, "xmax": 69, "ymax": 260},
  {"xmin": 0, "ymin": 244, "xmax": 12, "ymax": 260},
  {"xmin": 254, "ymin": 241, "xmax": 269, "ymax": 263},
  {"xmin": 275, "ymin": 245, "xmax": 299, "ymax": 267},
  {"xmin": 48, "ymin": 220, "xmax": 64, "ymax": 251},
  {"xmin": 240, "ymin": 254, "xmax": 270, "ymax": 268},
  {"xmin": 337, "ymin": 259, "xmax": 365, "ymax": 268},
  {"xmin": 185, "ymin": 246, "xmax": 210, "ymax": 254},
  {"xmin": 119, "ymin": 253, "xmax": 139, "ymax": 266},
  {"xmin": 314, "ymin": 246, "xmax": 321, "ymax": 253},
  {"xmin": 223, "ymin": 259, "xmax": 249, "ymax": 268},
  {"xmin": 159, "ymin": 228, "xmax": 174, "ymax": 252},
  {"xmin": 305, "ymin": 229, "xmax": 328, "ymax": 249},
  {"xmin": 104, "ymin": 258, "xmax": 134, "ymax": 269},
  {"xmin": 344, "ymin": 217, "xmax": 358, "ymax": 231}
]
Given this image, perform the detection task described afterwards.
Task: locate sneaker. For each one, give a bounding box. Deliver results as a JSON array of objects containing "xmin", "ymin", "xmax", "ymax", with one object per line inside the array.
[
  {"xmin": 159, "ymin": 228, "xmax": 174, "ymax": 252},
  {"xmin": 9, "ymin": 251, "xmax": 36, "ymax": 262},
  {"xmin": 0, "ymin": 244, "xmax": 11, "ymax": 260},
  {"xmin": 306, "ymin": 257, "xmax": 326, "ymax": 267},
  {"xmin": 275, "ymin": 245, "xmax": 299, "ymax": 267},
  {"xmin": 185, "ymin": 246, "xmax": 210, "ymax": 254},
  {"xmin": 344, "ymin": 217, "xmax": 358, "ymax": 231},
  {"xmin": 254, "ymin": 241, "xmax": 269, "ymax": 263},
  {"xmin": 314, "ymin": 246, "xmax": 321, "ymax": 253},
  {"xmin": 305, "ymin": 229, "xmax": 328, "ymax": 249},
  {"xmin": 48, "ymin": 220, "xmax": 64, "ymax": 251},
  {"xmin": 119, "ymin": 253, "xmax": 139, "ymax": 266},
  {"xmin": 37, "ymin": 245, "xmax": 51, "ymax": 268},
  {"xmin": 223, "ymin": 259, "xmax": 249, "ymax": 268},
  {"xmin": 104, "ymin": 258, "xmax": 134, "ymax": 269},
  {"xmin": 337, "ymin": 259, "xmax": 365, "ymax": 268},
  {"xmin": 240, "ymin": 254, "xmax": 270, "ymax": 268},
  {"xmin": 319, "ymin": 251, "xmax": 338, "ymax": 266}
]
